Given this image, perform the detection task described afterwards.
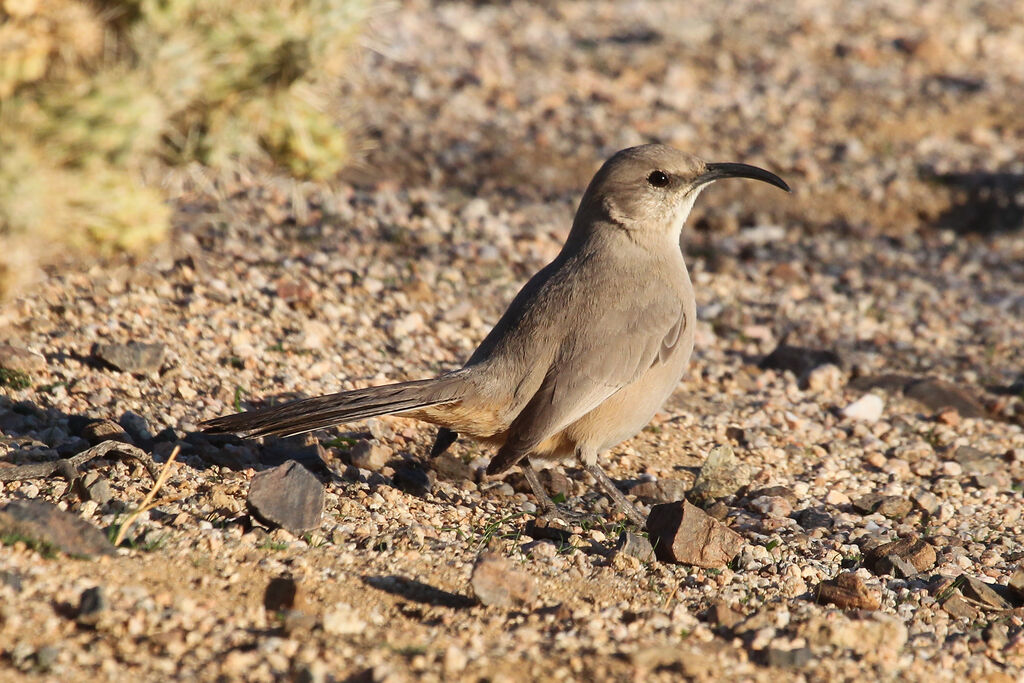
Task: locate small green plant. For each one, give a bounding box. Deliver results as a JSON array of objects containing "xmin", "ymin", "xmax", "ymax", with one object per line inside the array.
[
  {"xmin": 765, "ymin": 539, "xmax": 780, "ymax": 552},
  {"xmin": 258, "ymin": 540, "xmax": 289, "ymax": 552},
  {"xmin": 323, "ymin": 435, "xmax": 358, "ymax": 449},
  {"xmin": 0, "ymin": 368, "xmax": 31, "ymax": 390},
  {"xmin": 1, "ymin": 532, "xmax": 57, "ymax": 559},
  {"xmin": 935, "ymin": 576, "xmax": 966, "ymax": 604},
  {"xmin": 233, "ymin": 385, "xmax": 247, "ymax": 412},
  {"xmin": 38, "ymin": 381, "xmax": 67, "ymax": 394}
]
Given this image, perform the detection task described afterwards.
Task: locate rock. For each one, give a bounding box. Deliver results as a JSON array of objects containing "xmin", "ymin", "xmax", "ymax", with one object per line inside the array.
[
  {"xmin": 875, "ymin": 497, "xmax": 913, "ymax": 519},
  {"xmin": 851, "ymin": 493, "xmax": 885, "ymax": 514},
  {"xmin": 841, "ymin": 394, "xmax": 884, "ymax": 422},
  {"xmin": 703, "ymin": 600, "xmax": 744, "ymax": 631},
  {"xmin": 0, "ymin": 500, "xmax": 114, "ymax": 558},
  {"xmin": 952, "ymin": 445, "xmax": 1001, "ymax": 475},
  {"xmin": 76, "ymin": 586, "xmax": 106, "ymax": 626},
  {"xmin": 748, "ymin": 486, "xmax": 797, "ymax": 503},
  {"xmin": 801, "ymin": 612, "xmax": 907, "ymax": 655},
  {"xmin": 0, "ymin": 344, "xmax": 45, "ymax": 372},
  {"xmin": 760, "ymin": 344, "xmax": 842, "ymax": 384},
  {"xmin": 80, "ymin": 419, "xmax": 132, "ymax": 446},
  {"xmin": 524, "ymin": 516, "xmax": 574, "ymax": 543},
  {"xmin": 689, "ymin": 445, "xmax": 751, "ymax": 504},
  {"xmin": 92, "ymin": 341, "xmax": 166, "ymax": 375},
  {"xmin": 470, "ymin": 553, "xmax": 538, "ymax": 607},
  {"xmin": 84, "ymin": 477, "xmax": 113, "ymax": 506},
  {"xmin": 1008, "ymin": 565, "xmax": 1024, "ymax": 601},
  {"xmin": 852, "ymin": 494, "xmax": 910, "ymax": 518},
  {"xmin": 118, "ymin": 411, "xmax": 154, "ymax": 444},
  {"xmin": 865, "ymin": 536, "xmax": 937, "ymax": 575},
  {"xmin": 910, "ymin": 488, "xmax": 940, "ymax": 515},
  {"xmin": 816, "ymin": 572, "xmax": 880, "ymax": 610},
  {"xmin": 903, "ymin": 378, "xmax": 987, "ymax": 418},
  {"xmin": 748, "ymin": 495, "xmax": 793, "ymax": 518},
  {"xmin": 795, "ymin": 507, "xmax": 834, "ymax": 529},
  {"xmin": 247, "ymin": 462, "xmax": 324, "ymax": 534},
  {"xmin": 349, "ymin": 439, "xmax": 389, "ymax": 471},
  {"xmin": 960, "ymin": 576, "xmax": 1013, "ymax": 610},
  {"xmin": 941, "ymin": 593, "xmax": 979, "ymax": 620},
  {"xmin": 614, "ymin": 531, "xmax": 655, "ymax": 562},
  {"xmin": 705, "ymin": 501, "xmax": 730, "ymax": 520},
  {"xmin": 322, "ymin": 603, "xmax": 366, "ymax": 635},
  {"xmin": 264, "ymin": 576, "xmax": 302, "ymax": 613},
  {"xmin": 760, "ymin": 647, "xmax": 813, "ymax": 669},
  {"xmin": 628, "ymin": 478, "xmax": 690, "ymax": 503},
  {"xmin": 646, "ymin": 500, "xmax": 744, "ymax": 567},
  {"xmin": 806, "ymin": 363, "xmax": 844, "ymax": 392},
  {"xmin": 509, "ymin": 468, "xmax": 571, "ymax": 498},
  {"xmin": 880, "ymin": 554, "xmax": 919, "ymax": 578}
]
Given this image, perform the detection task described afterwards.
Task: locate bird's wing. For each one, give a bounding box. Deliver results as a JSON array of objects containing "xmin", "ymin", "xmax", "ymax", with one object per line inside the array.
[{"xmin": 487, "ymin": 296, "xmax": 685, "ymax": 474}]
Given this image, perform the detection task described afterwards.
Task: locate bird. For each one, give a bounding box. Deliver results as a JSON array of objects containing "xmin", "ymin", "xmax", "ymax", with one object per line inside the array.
[{"xmin": 202, "ymin": 144, "xmax": 790, "ymax": 525}]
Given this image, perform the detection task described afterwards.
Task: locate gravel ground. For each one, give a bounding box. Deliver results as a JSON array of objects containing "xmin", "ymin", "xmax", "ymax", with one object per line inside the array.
[{"xmin": 2, "ymin": 1, "xmax": 1024, "ymax": 680}]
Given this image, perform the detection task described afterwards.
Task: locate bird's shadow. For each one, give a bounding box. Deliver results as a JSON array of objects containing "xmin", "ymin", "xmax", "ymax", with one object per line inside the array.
[
  {"xmin": 361, "ymin": 574, "xmax": 476, "ymax": 609},
  {"xmin": 926, "ymin": 169, "xmax": 1024, "ymax": 234}
]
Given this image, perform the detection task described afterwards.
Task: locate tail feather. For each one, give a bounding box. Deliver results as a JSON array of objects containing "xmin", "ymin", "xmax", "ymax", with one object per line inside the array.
[{"xmin": 201, "ymin": 376, "xmax": 464, "ymax": 439}]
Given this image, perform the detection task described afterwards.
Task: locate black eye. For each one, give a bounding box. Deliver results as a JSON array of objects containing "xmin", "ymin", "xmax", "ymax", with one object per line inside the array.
[{"xmin": 647, "ymin": 170, "xmax": 670, "ymax": 188}]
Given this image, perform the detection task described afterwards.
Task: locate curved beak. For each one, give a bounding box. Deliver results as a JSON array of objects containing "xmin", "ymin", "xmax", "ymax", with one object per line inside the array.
[{"xmin": 698, "ymin": 162, "xmax": 791, "ymax": 192}]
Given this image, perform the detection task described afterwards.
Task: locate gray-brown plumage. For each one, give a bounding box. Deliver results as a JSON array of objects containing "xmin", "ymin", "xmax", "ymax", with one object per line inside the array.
[{"xmin": 202, "ymin": 144, "xmax": 789, "ymax": 524}]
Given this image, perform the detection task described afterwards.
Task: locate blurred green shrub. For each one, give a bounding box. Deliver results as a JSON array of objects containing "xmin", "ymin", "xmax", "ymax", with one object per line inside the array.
[{"xmin": 0, "ymin": 0, "xmax": 370, "ymax": 299}]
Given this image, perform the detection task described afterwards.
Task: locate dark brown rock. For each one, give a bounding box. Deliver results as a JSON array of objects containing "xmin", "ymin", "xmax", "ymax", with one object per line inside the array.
[
  {"xmin": 852, "ymin": 493, "xmax": 885, "ymax": 514},
  {"xmin": 941, "ymin": 593, "xmax": 979, "ymax": 620},
  {"xmin": 904, "ymin": 378, "xmax": 987, "ymax": 418},
  {"xmin": 960, "ymin": 576, "xmax": 1013, "ymax": 610},
  {"xmin": 795, "ymin": 507, "xmax": 834, "ymax": 529},
  {"xmin": 817, "ymin": 572, "xmax": 880, "ymax": 610},
  {"xmin": 852, "ymin": 494, "xmax": 911, "ymax": 518},
  {"xmin": 748, "ymin": 486, "xmax": 798, "ymax": 504},
  {"xmin": 0, "ymin": 500, "xmax": 114, "ymax": 558},
  {"xmin": 759, "ymin": 343, "xmax": 842, "ymax": 384},
  {"xmin": 92, "ymin": 341, "xmax": 166, "ymax": 375},
  {"xmin": 646, "ymin": 500, "xmax": 744, "ymax": 567},
  {"xmin": 628, "ymin": 478, "xmax": 690, "ymax": 503},
  {"xmin": 865, "ymin": 535, "xmax": 937, "ymax": 574},
  {"xmin": 1008, "ymin": 565, "xmax": 1024, "ymax": 601},
  {"xmin": 247, "ymin": 462, "xmax": 324, "ymax": 534},
  {"xmin": 704, "ymin": 600, "xmax": 744, "ymax": 631},
  {"xmin": 471, "ymin": 553, "xmax": 538, "ymax": 607},
  {"xmin": 875, "ymin": 497, "xmax": 913, "ymax": 519},
  {"xmin": 614, "ymin": 531, "xmax": 655, "ymax": 562},
  {"xmin": 524, "ymin": 516, "xmax": 574, "ymax": 543},
  {"xmin": 80, "ymin": 419, "xmax": 132, "ymax": 446}
]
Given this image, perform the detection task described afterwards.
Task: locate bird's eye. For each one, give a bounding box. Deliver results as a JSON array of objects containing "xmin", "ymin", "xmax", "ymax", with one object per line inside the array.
[{"xmin": 647, "ymin": 170, "xmax": 670, "ymax": 188}]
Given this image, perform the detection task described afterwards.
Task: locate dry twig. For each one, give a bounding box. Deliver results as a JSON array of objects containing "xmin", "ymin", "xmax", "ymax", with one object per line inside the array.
[
  {"xmin": 113, "ymin": 446, "xmax": 180, "ymax": 547},
  {"xmin": 0, "ymin": 439, "xmax": 161, "ymax": 482}
]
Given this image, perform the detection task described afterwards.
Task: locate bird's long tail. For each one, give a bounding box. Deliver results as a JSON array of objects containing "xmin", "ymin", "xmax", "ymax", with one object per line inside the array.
[{"xmin": 200, "ymin": 375, "xmax": 465, "ymax": 439}]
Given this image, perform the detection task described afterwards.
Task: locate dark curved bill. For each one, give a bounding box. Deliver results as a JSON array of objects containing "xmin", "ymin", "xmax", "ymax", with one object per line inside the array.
[{"xmin": 699, "ymin": 162, "xmax": 791, "ymax": 192}]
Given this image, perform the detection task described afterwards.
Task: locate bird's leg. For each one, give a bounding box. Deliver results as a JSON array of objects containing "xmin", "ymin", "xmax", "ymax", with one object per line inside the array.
[
  {"xmin": 583, "ymin": 461, "xmax": 647, "ymax": 528},
  {"xmin": 520, "ymin": 460, "xmax": 589, "ymax": 524}
]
